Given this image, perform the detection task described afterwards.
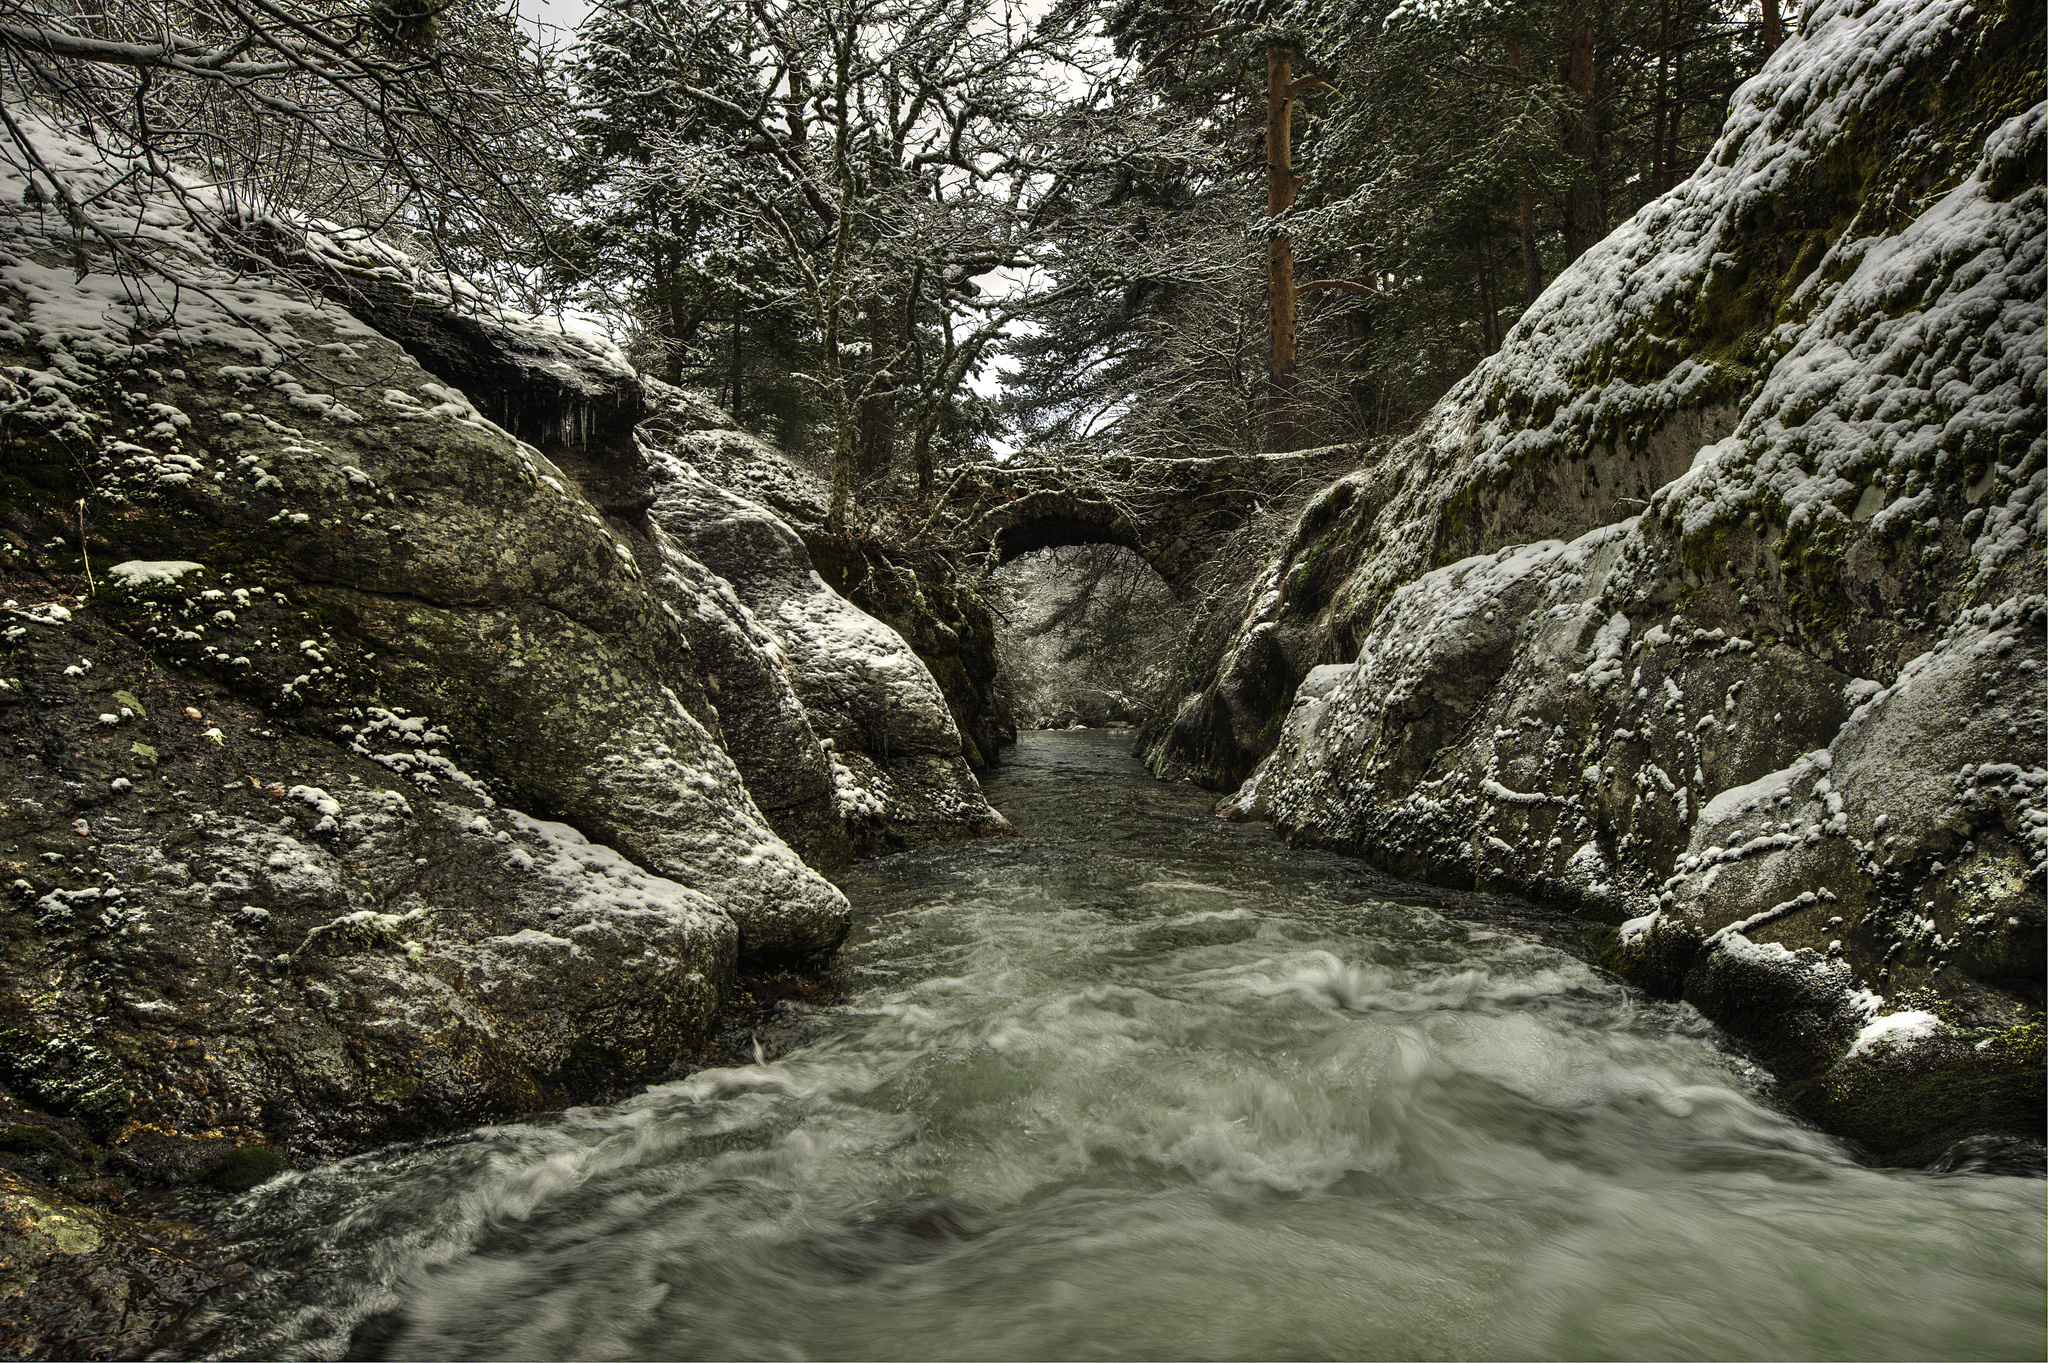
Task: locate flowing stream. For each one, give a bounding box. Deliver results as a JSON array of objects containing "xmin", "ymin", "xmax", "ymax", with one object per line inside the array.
[{"xmin": 178, "ymin": 731, "xmax": 2045, "ymax": 1361}]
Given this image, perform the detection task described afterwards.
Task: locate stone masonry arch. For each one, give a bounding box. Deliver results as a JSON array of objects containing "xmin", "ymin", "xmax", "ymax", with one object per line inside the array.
[{"xmin": 942, "ymin": 449, "xmax": 1350, "ymax": 595}]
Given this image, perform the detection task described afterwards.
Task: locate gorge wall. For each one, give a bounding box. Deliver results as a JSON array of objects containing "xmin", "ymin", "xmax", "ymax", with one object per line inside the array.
[
  {"xmin": 0, "ymin": 109, "xmax": 1011, "ymax": 1230},
  {"xmin": 1152, "ymin": 0, "xmax": 2044, "ymax": 1163}
]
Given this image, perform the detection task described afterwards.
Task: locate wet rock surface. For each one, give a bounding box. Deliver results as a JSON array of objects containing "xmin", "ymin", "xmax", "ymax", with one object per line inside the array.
[
  {"xmin": 0, "ymin": 1166, "xmax": 238, "ymax": 1361},
  {"xmin": 1, "ymin": 575, "xmax": 735, "ymax": 1165}
]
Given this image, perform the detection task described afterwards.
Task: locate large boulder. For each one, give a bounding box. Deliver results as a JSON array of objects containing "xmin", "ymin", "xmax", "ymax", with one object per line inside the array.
[
  {"xmin": 1209, "ymin": 0, "xmax": 2044, "ymax": 1162},
  {"xmin": 646, "ymin": 436, "xmax": 1012, "ymax": 852},
  {"xmin": 0, "ymin": 108, "xmax": 856, "ymax": 1181},
  {"xmin": 646, "ymin": 393, "xmax": 1020, "ymax": 773}
]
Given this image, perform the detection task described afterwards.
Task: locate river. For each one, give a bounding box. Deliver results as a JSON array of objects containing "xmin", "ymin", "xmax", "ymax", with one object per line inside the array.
[{"xmin": 174, "ymin": 730, "xmax": 2046, "ymax": 1360}]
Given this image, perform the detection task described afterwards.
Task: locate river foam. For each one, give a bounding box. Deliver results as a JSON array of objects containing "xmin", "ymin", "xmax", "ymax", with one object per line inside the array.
[{"xmin": 174, "ymin": 731, "xmax": 2046, "ymax": 1361}]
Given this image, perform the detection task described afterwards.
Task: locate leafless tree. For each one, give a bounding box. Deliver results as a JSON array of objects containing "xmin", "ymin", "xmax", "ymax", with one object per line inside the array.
[
  {"xmin": 0, "ymin": 0, "xmax": 565, "ymax": 302},
  {"xmin": 588, "ymin": 0, "xmax": 1217, "ymax": 524}
]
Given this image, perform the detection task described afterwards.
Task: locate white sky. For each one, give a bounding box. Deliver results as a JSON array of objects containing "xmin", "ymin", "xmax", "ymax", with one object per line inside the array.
[{"xmin": 518, "ymin": 0, "xmax": 591, "ymax": 43}]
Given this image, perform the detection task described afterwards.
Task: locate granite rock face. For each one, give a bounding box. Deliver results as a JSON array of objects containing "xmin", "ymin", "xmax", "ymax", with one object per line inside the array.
[
  {"xmin": 0, "ymin": 106, "xmax": 1006, "ymax": 1200},
  {"xmin": 1195, "ymin": 0, "xmax": 2044, "ymax": 1162},
  {"xmin": 646, "ymin": 426, "xmax": 1012, "ymax": 854}
]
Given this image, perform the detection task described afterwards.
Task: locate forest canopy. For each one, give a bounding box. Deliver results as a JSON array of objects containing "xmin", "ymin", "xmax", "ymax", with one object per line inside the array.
[{"xmin": 0, "ymin": 0, "xmax": 1777, "ymax": 519}]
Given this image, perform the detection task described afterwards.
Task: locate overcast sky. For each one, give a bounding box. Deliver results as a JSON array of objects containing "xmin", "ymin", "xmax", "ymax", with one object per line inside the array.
[{"xmin": 520, "ymin": 0, "xmax": 591, "ymax": 45}]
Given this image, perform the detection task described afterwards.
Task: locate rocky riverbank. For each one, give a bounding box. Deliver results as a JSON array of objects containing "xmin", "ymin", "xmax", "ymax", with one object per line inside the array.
[
  {"xmin": 1150, "ymin": 0, "xmax": 2045, "ymax": 1164},
  {"xmin": 0, "ymin": 111, "xmax": 1014, "ymax": 1352}
]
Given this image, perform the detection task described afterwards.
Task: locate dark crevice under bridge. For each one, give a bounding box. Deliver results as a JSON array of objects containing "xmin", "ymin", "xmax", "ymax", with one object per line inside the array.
[{"xmin": 939, "ymin": 447, "xmax": 1358, "ymax": 595}]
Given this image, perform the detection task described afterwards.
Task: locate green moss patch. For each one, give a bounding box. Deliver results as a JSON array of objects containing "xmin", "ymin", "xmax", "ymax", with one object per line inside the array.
[{"xmin": 1791, "ymin": 1036, "xmax": 2045, "ymax": 1166}]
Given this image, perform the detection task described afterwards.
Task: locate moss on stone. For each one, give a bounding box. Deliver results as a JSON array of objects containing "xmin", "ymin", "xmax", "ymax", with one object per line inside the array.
[
  {"xmin": 197, "ymin": 1144, "xmax": 288, "ymax": 1192},
  {"xmin": 1281, "ymin": 524, "xmax": 1355, "ymax": 626},
  {"xmin": 556, "ymin": 1038, "xmax": 627, "ymax": 1097},
  {"xmin": 1790, "ymin": 1036, "xmax": 2045, "ymax": 1166},
  {"xmin": 1994, "ymin": 1017, "xmax": 2045, "ymax": 1068},
  {"xmin": 0, "ymin": 1125, "xmax": 82, "ymax": 1180},
  {"xmin": 1597, "ymin": 916, "xmax": 1702, "ymax": 1001},
  {"xmin": 366, "ymin": 1073, "xmax": 421, "ymax": 1104}
]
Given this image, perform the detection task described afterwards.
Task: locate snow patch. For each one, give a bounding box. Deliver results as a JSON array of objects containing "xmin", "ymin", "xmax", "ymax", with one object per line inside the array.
[
  {"xmin": 1846, "ymin": 1010, "xmax": 1942, "ymax": 1059},
  {"xmin": 107, "ymin": 560, "xmax": 206, "ymax": 588}
]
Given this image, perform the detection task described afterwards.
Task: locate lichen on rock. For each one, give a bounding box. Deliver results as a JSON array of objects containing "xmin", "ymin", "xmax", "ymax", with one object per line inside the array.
[
  {"xmin": 0, "ymin": 98, "xmax": 1011, "ymax": 1208},
  {"xmin": 1197, "ymin": 0, "xmax": 2044, "ymax": 1163}
]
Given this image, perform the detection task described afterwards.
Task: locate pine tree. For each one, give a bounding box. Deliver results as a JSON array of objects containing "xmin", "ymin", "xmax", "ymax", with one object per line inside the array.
[{"xmin": 1004, "ymin": 0, "xmax": 1770, "ymax": 446}]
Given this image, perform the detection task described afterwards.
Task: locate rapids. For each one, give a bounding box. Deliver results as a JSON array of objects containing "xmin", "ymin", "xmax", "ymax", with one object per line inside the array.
[{"xmin": 173, "ymin": 731, "xmax": 2046, "ymax": 1361}]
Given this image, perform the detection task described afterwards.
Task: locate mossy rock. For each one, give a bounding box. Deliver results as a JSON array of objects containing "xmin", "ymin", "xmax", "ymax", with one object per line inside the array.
[
  {"xmin": 0, "ymin": 1123, "xmax": 85, "ymax": 1180},
  {"xmin": 198, "ymin": 1144, "xmax": 289, "ymax": 1192},
  {"xmin": 113, "ymin": 1130, "xmax": 287, "ymax": 1189},
  {"xmin": 1789, "ymin": 1033, "xmax": 2046, "ymax": 1166},
  {"xmin": 1597, "ymin": 915, "xmax": 1703, "ymax": 1001},
  {"xmin": 1681, "ymin": 940, "xmax": 1861, "ymax": 1079}
]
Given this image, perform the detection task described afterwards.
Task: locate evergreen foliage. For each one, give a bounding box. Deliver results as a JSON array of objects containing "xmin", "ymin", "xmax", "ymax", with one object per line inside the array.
[
  {"xmin": 1298, "ymin": 0, "xmax": 1769, "ymax": 416},
  {"xmin": 1006, "ymin": 0, "xmax": 1773, "ymax": 453}
]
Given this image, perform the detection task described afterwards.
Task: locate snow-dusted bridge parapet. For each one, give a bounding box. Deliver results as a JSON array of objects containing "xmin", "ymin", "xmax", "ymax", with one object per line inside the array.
[{"xmin": 942, "ymin": 447, "xmax": 1353, "ymax": 592}]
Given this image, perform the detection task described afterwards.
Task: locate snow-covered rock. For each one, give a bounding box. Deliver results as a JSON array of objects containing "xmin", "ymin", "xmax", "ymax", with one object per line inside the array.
[
  {"xmin": 1194, "ymin": 0, "xmax": 2044, "ymax": 1163},
  {"xmin": 647, "ymin": 448, "xmax": 1011, "ymax": 850},
  {"xmin": 0, "ymin": 101, "xmax": 996, "ymax": 1182}
]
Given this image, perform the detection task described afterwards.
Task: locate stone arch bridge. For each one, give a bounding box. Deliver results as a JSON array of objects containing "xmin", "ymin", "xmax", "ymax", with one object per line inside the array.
[{"xmin": 940, "ymin": 448, "xmax": 1354, "ymax": 594}]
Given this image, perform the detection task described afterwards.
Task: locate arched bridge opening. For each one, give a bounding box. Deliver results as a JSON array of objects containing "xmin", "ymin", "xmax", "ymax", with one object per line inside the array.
[{"xmin": 943, "ymin": 448, "xmax": 1356, "ymax": 597}]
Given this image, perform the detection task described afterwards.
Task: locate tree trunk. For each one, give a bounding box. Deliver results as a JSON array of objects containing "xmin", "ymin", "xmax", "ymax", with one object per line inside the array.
[
  {"xmin": 858, "ymin": 292, "xmax": 896, "ymax": 476},
  {"xmin": 1266, "ymin": 43, "xmax": 1301, "ymax": 452},
  {"xmin": 1664, "ymin": 0, "xmax": 1687, "ymax": 189},
  {"xmin": 1761, "ymin": 0, "xmax": 1785, "ymax": 51},
  {"xmin": 1651, "ymin": 0, "xmax": 1672, "ymax": 192},
  {"xmin": 1347, "ymin": 244, "xmax": 1375, "ymax": 422},
  {"xmin": 1591, "ymin": 3, "xmax": 1615, "ymax": 230},
  {"xmin": 823, "ymin": 36, "xmax": 857, "ymax": 533},
  {"xmin": 1516, "ymin": 188, "xmax": 1541, "ymax": 305},
  {"xmin": 729, "ymin": 302, "xmax": 743, "ymax": 416},
  {"xmin": 728, "ymin": 221, "xmax": 744, "ymax": 413},
  {"xmin": 1560, "ymin": 0, "xmax": 1603, "ymax": 266},
  {"xmin": 1476, "ymin": 234, "xmax": 1501, "ymax": 355},
  {"xmin": 1508, "ymin": 41, "xmax": 1543, "ymax": 306}
]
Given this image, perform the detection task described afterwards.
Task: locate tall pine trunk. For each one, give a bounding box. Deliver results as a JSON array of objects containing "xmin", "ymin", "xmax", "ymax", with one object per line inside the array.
[
  {"xmin": 1663, "ymin": 0, "xmax": 1687, "ymax": 190},
  {"xmin": 1475, "ymin": 234, "xmax": 1501, "ymax": 355},
  {"xmin": 729, "ymin": 305, "xmax": 743, "ymax": 414},
  {"xmin": 1508, "ymin": 41, "xmax": 1543, "ymax": 306},
  {"xmin": 1266, "ymin": 43, "xmax": 1301, "ymax": 452},
  {"xmin": 728, "ymin": 222, "xmax": 744, "ymax": 414},
  {"xmin": 823, "ymin": 41, "xmax": 858, "ymax": 532},
  {"xmin": 1560, "ymin": 0, "xmax": 1603, "ymax": 266},
  {"xmin": 1651, "ymin": 0, "xmax": 1673, "ymax": 192}
]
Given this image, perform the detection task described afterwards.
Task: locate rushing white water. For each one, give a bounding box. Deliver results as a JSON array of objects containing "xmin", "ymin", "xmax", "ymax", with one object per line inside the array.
[{"xmin": 176, "ymin": 732, "xmax": 2045, "ymax": 1361}]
